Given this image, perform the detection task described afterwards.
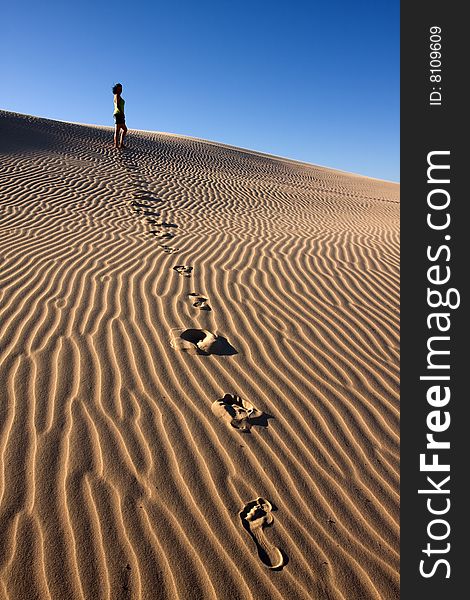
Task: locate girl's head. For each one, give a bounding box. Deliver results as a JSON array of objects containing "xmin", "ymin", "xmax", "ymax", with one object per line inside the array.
[{"xmin": 112, "ymin": 83, "xmax": 123, "ymax": 94}]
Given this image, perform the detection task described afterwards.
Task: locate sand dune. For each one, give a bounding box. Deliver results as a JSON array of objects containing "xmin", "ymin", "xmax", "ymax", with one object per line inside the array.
[{"xmin": 0, "ymin": 110, "xmax": 399, "ymax": 599}]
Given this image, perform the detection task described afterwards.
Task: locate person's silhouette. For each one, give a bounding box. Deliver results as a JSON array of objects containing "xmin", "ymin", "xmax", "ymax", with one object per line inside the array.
[{"xmin": 112, "ymin": 83, "xmax": 127, "ymax": 148}]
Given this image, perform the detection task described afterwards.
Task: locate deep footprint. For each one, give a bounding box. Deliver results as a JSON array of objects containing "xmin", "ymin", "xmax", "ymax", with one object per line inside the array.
[
  {"xmin": 173, "ymin": 265, "xmax": 193, "ymax": 277},
  {"xmin": 211, "ymin": 394, "xmax": 263, "ymax": 431},
  {"xmin": 189, "ymin": 293, "xmax": 211, "ymax": 311},
  {"xmin": 153, "ymin": 222, "xmax": 178, "ymax": 228},
  {"xmin": 132, "ymin": 193, "xmax": 162, "ymax": 203},
  {"xmin": 153, "ymin": 232, "xmax": 175, "ymax": 240},
  {"xmin": 131, "ymin": 201, "xmax": 154, "ymax": 209},
  {"xmin": 159, "ymin": 245, "xmax": 178, "ymax": 254},
  {"xmin": 240, "ymin": 498, "xmax": 285, "ymax": 570},
  {"xmin": 170, "ymin": 329, "xmax": 237, "ymax": 355}
]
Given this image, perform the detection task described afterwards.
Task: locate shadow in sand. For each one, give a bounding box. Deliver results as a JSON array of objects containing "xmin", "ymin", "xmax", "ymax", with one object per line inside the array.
[
  {"xmin": 0, "ymin": 114, "xmax": 69, "ymax": 154},
  {"xmin": 180, "ymin": 329, "xmax": 237, "ymax": 356},
  {"xmin": 140, "ymin": 210, "xmax": 161, "ymax": 217},
  {"xmin": 155, "ymin": 222, "xmax": 178, "ymax": 228},
  {"xmin": 248, "ymin": 412, "xmax": 274, "ymax": 429},
  {"xmin": 131, "ymin": 201, "xmax": 159, "ymax": 211},
  {"xmin": 133, "ymin": 194, "xmax": 162, "ymax": 203},
  {"xmin": 212, "ymin": 393, "xmax": 273, "ymax": 432},
  {"xmin": 173, "ymin": 266, "xmax": 192, "ymax": 277}
]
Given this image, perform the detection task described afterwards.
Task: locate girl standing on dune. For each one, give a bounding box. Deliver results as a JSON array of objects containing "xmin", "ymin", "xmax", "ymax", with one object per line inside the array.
[{"xmin": 112, "ymin": 83, "xmax": 127, "ymax": 149}]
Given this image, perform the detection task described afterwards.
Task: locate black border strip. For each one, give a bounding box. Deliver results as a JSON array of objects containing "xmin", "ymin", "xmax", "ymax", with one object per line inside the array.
[{"xmin": 401, "ymin": 2, "xmax": 466, "ymax": 597}]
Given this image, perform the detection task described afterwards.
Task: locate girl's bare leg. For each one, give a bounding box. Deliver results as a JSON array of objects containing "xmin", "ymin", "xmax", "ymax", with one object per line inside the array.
[
  {"xmin": 120, "ymin": 124, "xmax": 128, "ymax": 148},
  {"xmin": 114, "ymin": 124, "xmax": 121, "ymax": 148}
]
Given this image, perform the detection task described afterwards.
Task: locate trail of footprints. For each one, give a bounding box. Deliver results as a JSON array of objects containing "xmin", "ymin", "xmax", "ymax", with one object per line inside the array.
[
  {"xmin": 123, "ymin": 153, "xmax": 180, "ymax": 254},
  {"xmin": 122, "ymin": 149, "xmax": 285, "ymax": 571}
]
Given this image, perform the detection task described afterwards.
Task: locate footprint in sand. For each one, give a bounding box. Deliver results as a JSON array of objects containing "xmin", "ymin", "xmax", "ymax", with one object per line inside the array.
[
  {"xmin": 140, "ymin": 210, "xmax": 161, "ymax": 218},
  {"xmin": 170, "ymin": 328, "xmax": 237, "ymax": 355},
  {"xmin": 131, "ymin": 201, "xmax": 153, "ymax": 209},
  {"xmin": 153, "ymin": 232, "xmax": 175, "ymax": 240},
  {"xmin": 240, "ymin": 498, "xmax": 285, "ymax": 570},
  {"xmin": 131, "ymin": 204, "xmax": 158, "ymax": 215},
  {"xmin": 132, "ymin": 192, "xmax": 161, "ymax": 203},
  {"xmin": 55, "ymin": 298, "xmax": 67, "ymax": 308},
  {"xmin": 188, "ymin": 292, "xmax": 211, "ymax": 311},
  {"xmin": 159, "ymin": 244, "xmax": 178, "ymax": 254},
  {"xmin": 152, "ymin": 221, "xmax": 178, "ymax": 228},
  {"xmin": 211, "ymin": 394, "xmax": 263, "ymax": 431},
  {"xmin": 173, "ymin": 265, "xmax": 193, "ymax": 277}
]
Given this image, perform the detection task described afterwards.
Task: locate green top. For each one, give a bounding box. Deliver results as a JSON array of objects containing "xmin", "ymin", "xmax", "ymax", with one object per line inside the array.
[{"xmin": 114, "ymin": 96, "xmax": 125, "ymax": 115}]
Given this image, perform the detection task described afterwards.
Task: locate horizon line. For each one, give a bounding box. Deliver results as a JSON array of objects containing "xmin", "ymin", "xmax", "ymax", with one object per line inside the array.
[{"xmin": 0, "ymin": 108, "xmax": 400, "ymax": 185}]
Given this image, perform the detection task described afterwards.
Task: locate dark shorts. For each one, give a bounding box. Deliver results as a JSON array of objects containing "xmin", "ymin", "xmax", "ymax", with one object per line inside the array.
[{"xmin": 114, "ymin": 113, "xmax": 125, "ymax": 125}]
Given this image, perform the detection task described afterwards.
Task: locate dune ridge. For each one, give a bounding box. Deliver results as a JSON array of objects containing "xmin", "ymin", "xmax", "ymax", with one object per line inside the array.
[{"xmin": 0, "ymin": 110, "xmax": 399, "ymax": 599}]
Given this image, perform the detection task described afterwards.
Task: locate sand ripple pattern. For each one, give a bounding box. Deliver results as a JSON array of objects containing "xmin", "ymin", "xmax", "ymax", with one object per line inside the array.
[{"xmin": 0, "ymin": 111, "xmax": 399, "ymax": 600}]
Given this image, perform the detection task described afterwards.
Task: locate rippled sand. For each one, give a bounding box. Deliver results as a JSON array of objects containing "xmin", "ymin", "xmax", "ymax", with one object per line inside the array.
[{"xmin": 0, "ymin": 111, "xmax": 399, "ymax": 600}]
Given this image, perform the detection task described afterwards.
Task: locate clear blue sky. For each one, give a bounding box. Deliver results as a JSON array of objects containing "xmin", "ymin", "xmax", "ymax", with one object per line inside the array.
[{"xmin": 1, "ymin": 0, "xmax": 399, "ymax": 181}]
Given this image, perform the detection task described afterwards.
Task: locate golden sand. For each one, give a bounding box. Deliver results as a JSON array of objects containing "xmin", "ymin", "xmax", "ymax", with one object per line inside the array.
[{"xmin": 0, "ymin": 111, "xmax": 399, "ymax": 599}]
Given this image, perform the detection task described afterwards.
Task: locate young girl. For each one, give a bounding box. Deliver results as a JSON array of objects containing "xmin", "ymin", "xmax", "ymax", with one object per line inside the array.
[{"xmin": 112, "ymin": 83, "xmax": 127, "ymax": 148}]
